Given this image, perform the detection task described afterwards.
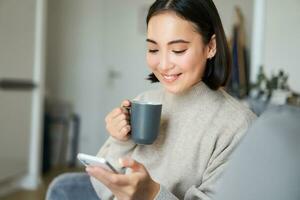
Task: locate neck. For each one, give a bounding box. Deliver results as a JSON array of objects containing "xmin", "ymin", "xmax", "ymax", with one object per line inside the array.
[{"xmin": 163, "ymin": 81, "xmax": 214, "ymax": 109}]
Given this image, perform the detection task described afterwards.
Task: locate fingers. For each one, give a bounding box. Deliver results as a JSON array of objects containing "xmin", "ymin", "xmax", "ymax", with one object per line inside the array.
[
  {"xmin": 86, "ymin": 160, "xmax": 153, "ymax": 198},
  {"xmin": 119, "ymin": 125, "xmax": 131, "ymax": 137},
  {"xmin": 107, "ymin": 107, "xmax": 128, "ymax": 121},
  {"xmin": 114, "ymin": 112, "xmax": 130, "ymax": 124},
  {"xmin": 105, "ymin": 100, "xmax": 132, "ymax": 141},
  {"xmin": 110, "ymin": 109, "xmax": 130, "ymax": 134},
  {"xmin": 115, "ymin": 117, "xmax": 130, "ymax": 132},
  {"xmin": 121, "ymin": 99, "xmax": 131, "ymax": 108},
  {"xmin": 86, "ymin": 166, "xmax": 129, "ymax": 187},
  {"xmin": 119, "ymin": 158, "xmax": 144, "ymax": 172}
]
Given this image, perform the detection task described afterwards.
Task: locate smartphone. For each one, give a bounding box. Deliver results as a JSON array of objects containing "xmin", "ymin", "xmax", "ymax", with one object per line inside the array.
[{"xmin": 77, "ymin": 153, "xmax": 119, "ymax": 173}]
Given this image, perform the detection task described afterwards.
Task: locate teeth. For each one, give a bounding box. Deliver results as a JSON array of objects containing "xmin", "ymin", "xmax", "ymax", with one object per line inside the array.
[
  {"xmin": 163, "ymin": 74, "xmax": 180, "ymax": 81},
  {"xmin": 164, "ymin": 75, "xmax": 176, "ymax": 79}
]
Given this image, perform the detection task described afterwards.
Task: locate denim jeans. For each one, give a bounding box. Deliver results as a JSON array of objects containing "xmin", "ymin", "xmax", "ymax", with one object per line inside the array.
[{"xmin": 46, "ymin": 172, "xmax": 100, "ymax": 200}]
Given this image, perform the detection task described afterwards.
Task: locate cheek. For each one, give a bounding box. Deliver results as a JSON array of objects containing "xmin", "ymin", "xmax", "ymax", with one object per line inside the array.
[
  {"xmin": 176, "ymin": 53, "xmax": 207, "ymax": 81},
  {"xmin": 146, "ymin": 54, "xmax": 159, "ymax": 71},
  {"xmin": 174, "ymin": 53, "xmax": 204, "ymax": 72}
]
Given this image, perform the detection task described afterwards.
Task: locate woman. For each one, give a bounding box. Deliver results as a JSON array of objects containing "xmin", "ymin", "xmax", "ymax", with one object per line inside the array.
[{"xmin": 47, "ymin": 0, "xmax": 256, "ymax": 199}]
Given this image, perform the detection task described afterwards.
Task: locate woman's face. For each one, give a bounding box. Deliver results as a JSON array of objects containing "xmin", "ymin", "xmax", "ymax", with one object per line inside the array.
[{"xmin": 147, "ymin": 12, "xmax": 214, "ymax": 94}]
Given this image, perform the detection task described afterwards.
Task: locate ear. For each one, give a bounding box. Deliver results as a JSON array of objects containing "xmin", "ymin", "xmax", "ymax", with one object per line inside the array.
[{"xmin": 206, "ymin": 34, "xmax": 217, "ymax": 59}]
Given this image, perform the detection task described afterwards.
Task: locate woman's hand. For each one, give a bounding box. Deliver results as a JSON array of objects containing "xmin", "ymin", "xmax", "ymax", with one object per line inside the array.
[
  {"xmin": 105, "ymin": 100, "xmax": 131, "ymax": 141},
  {"xmin": 86, "ymin": 157, "xmax": 160, "ymax": 200}
]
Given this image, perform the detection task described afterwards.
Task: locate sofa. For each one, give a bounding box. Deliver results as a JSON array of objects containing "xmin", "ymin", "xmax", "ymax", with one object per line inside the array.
[{"xmin": 214, "ymin": 105, "xmax": 300, "ymax": 200}]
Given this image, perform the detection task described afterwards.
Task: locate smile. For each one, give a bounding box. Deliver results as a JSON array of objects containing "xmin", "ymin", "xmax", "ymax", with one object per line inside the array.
[{"xmin": 162, "ymin": 73, "xmax": 182, "ymax": 83}]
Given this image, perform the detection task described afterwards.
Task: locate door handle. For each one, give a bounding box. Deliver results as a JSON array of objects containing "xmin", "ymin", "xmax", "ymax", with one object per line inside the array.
[{"xmin": 0, "ymin": 78, "xmax": 37, "ymax": 91}]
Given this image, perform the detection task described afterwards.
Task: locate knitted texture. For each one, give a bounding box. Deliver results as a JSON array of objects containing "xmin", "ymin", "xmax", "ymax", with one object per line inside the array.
[{"xmin": 91, "ymin": 81, "xmax": 256, "ymax": 200}]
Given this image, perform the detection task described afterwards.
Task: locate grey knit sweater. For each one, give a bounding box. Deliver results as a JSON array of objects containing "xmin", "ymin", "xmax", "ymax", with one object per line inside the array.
[{"xmin": 90, "ymin": 81, "xmax": 256, "ymax": 200}]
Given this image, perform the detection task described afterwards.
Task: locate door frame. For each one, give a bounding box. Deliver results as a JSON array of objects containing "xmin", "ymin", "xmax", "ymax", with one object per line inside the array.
[
  {"xmin": 250, "ymin": 0, "xmax": 266, "ymax": 82},
  {"xmin": 19, "ymin": 0, "xmax": 47, "ymax": 190}
]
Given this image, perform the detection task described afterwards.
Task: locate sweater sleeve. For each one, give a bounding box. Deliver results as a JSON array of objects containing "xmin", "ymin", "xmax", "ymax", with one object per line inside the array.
[
  {"xmin": 154, "ymin": 111, "xmax": 256, "ymax": 200},
  {"xmin": 90, "ymin": 93, "xmax": 147, "ymax": 199}
]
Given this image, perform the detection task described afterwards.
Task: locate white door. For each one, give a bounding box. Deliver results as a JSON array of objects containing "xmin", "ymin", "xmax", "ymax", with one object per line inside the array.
[
  {"xmin": 0, "ymin": 0, "xmax": 45, "ymax": 188},
  {"xmin": 101, "ymin": 0, "xmax": 158, "ymax": 126}
]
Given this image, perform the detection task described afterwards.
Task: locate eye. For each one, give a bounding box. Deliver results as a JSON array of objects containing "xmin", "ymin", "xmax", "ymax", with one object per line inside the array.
[
  {"xmin": 173, "ymin": 49, "xmax": 187, "ymax": 54},
  {"xmin": 148, "ymin": 49, "xmax": 159, "ymax": 54}
]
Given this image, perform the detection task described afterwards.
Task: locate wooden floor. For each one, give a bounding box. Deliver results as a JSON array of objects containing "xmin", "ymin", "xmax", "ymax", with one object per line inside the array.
[{"xmin": 0, "ymin": 167, "xmax": 84, "ymax": 200}]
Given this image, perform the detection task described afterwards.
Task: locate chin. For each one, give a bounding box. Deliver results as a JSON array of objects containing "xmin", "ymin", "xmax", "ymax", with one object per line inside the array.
[{"xmin": 163, "ymin": 84, "xmax": 186, "ymax": 94}]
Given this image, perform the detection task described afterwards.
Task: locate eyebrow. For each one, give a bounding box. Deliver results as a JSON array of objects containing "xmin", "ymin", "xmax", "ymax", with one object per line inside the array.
[{"xmin": 146, "ymin": 39, "xmax": 190, "ymax": 45}]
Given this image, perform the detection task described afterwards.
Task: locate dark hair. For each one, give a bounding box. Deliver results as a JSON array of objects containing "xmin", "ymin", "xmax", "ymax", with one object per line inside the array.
[{"xmin": 146, "ymin": 0, "xmax": 231, "ymax": 90}]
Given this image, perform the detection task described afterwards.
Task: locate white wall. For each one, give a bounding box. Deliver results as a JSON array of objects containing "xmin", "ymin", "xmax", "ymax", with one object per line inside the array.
[
  {"xmin": 46, "ymin": 0, "xmax": 105, "ymax": 154},
  {"xmin": 46, "ymin": 0, "xmax": 155, "ymax": 154},
  {"xmin": 214, "ymin": 0, "xmax": 254, "ymax": 48},
  {"xmin": 100, "ymin": 0, "xmax": 157, "ymax": 111},
  {"xmin": 263, "ymin": 0, "xmax": 300, "ymax": 92},
  {"xmin": 92, "ymin": 0, "xmax": 158, "ymax": 152}
]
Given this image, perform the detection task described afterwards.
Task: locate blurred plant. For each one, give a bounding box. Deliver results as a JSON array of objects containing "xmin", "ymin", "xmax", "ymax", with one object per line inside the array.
[{"xmin": 251, "ymin": 66, "xmax": 290, "ymax": 101}]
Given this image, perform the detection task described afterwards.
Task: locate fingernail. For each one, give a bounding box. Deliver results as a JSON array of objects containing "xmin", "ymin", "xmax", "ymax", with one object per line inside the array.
[
  {"xmin": 119, "ymin": 158, "xmax": 124, "ymax": 166},
  {"xmin": 86, "ymin": 167, "xmax": 91, "ymax": 172}
]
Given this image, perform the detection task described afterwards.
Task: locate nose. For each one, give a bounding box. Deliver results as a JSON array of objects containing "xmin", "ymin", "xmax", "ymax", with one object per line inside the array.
[{"xmin": 158, "ymin": 52, "xmax": 174, "ymax": 71}]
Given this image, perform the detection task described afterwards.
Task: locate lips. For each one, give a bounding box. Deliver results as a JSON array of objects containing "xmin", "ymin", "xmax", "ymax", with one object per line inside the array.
[{"xmin": 162, "ymin": 73, "xmax": 182, "ymax": 82}]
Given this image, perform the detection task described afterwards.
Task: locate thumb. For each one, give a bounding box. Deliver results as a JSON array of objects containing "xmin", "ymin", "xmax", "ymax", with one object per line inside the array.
[
  {"xmin": 119, "ymin": 157, "xmax": 144, "ymax": 172},
  {"xmin": 121, "ymin": 99, "xmax": 131, "ymax": 108}
]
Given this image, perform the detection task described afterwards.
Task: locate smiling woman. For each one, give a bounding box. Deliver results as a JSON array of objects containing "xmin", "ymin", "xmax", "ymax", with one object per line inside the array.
[
  {"xmin": 146, "ymin": 0, "xmax": 231, "ymax": 92},
  {"xmin": 146, "ymin": 12, "xmax": 214, "ymax": 94},
  {"xmin": 46, "ymin": 0, "xmax": 256, "ymax": 200}
]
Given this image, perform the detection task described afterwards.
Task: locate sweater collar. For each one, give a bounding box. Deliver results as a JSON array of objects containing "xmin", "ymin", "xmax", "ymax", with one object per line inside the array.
[{"xmin": 163, "ymin": 81, "xmax": 214, "ymax": 108}]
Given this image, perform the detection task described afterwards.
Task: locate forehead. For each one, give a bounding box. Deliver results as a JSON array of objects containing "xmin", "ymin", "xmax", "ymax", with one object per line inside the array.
[{"xmin": 147, "ymin": 12, "xmax": 200, "ymax": 42}]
